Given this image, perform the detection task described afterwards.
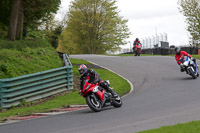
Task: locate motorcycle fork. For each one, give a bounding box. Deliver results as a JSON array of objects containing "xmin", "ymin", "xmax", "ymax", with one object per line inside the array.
[{"xmin": 91, "ymin": 93, "xmax": 100, "ymax": 104}]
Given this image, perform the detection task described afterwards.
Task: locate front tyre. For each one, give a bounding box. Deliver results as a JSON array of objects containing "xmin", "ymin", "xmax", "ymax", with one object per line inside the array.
[
  {"xmin": 112, "ymin": 93, "xmax": 122, "ymax": 108},
  {"xmin": 86, "ymin": 95, "xmax": 102, "ymax": 112},
  {"xmin": 188, "ymin": 68, "xmax": 197, "ymax": 79}
]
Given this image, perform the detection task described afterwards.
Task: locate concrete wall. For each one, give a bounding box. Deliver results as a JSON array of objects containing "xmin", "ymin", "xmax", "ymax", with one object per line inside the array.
[{"xmin": 122, "ymin": 47, "xmax": 199, "ymax": 55}]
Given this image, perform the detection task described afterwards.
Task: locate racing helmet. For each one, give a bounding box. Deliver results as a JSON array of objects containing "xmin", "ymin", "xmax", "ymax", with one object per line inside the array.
[
  {"xmin": 175, "ymin": 47, "xmax": 181, "ymax": 55},
  {"xmin": 78, "ymin": 64, "xmax": 87, "ymax": 75}
]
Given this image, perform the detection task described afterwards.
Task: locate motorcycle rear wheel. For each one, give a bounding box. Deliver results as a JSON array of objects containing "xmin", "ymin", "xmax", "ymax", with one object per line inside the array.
[{"xmin": 86, "ymin": 95, "xmax": 102, "ymax": 112}]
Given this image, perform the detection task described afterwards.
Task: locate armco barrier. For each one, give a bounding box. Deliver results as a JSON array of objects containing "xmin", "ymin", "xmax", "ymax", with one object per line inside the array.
[{"xmin": 0, "ymin": 65, "xmax": 73, "ymax": 109}]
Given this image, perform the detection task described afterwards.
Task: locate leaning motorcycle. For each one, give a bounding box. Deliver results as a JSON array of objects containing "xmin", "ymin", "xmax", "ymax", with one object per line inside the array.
[
  {"xmin": 179, "ymin": 56, "xmax": 199, "ymax": 79},
  {"xmin": 79, "ymin": 80, "xmax": 122, "ymax": 112}
]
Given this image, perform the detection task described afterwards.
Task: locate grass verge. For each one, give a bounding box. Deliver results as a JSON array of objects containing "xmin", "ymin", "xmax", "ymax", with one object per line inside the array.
[
  {"xmin": 137, "ymin": 121, "xmax": 200, "ymax": 133},
  {"xmin": 0, "ymin": 58, "xmax": 131, "ymax": 121}
]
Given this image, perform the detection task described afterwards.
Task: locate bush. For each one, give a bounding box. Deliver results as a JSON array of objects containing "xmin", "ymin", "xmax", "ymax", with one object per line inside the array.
[
  {"xmin": 25, "ymin": 29, "xmax": 46, "ymax": 40},
  {"xmin": 0, "ymin": 22, "xmax": 8, "ymax": 39}
]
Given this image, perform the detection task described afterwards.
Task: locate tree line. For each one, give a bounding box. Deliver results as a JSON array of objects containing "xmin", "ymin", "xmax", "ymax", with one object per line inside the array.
[
  {"xmin": 0, "ymin": 0, "xmax": 198, "ymax": 54},
  {"xmin": 0, "ymin": 0, "xmax": 61, "ymax": 41},
  {"xmin": 178, "ymin": 0, "xmax": 200, "ymax": 47},
  {"xmin": 58, "ymin": 0, "xmax": 130, "ymax": 54}
]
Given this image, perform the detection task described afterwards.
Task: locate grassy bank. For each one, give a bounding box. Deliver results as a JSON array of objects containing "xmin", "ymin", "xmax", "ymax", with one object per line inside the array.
[
  {"xmin": 137, "ymin": 121, "xmax": 200, "ymax": 133},
  {"xmin": 0, "ymin": 39, "xmax": 63, "ymax": 79},
  {"xmin": 0, "ymin": 58, "xmax": 131, "ymax": 121}
]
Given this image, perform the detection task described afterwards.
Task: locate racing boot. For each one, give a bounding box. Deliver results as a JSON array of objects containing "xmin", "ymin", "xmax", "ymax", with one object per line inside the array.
[
  {"xmin": 107, "ymin": 87, "xmax": 118, "ymax": 98},
  {"xmin": 100, "ymin": 82, "xmax": 118, "ymax": 98}
]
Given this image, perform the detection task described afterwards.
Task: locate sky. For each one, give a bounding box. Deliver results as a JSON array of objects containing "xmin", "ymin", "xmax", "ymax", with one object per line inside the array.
[{"xmin": 56, "ymin": 0, "xmax": 190, "ymax": 49}]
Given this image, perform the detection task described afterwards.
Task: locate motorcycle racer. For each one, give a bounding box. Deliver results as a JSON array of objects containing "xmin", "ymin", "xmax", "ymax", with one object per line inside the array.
[
  {"xmin": 133, "ymin": 38, "xmax": 141, "ymax": 48},
  {"xmin": 133, "ymin": 38, "xmax": 142, "ymax": 56},
  {"xmin": 78, "ymin": 64, "xmax": 117, "ymax": 97},
  {"xmin": 175, "ymin": 47, "xmax": 196, "ymax": 72}
]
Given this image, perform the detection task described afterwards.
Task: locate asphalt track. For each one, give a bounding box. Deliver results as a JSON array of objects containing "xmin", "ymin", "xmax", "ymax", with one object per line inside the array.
[{"xmin": 1, "ymin": 55, "xmax": 200, "ymax": 133}]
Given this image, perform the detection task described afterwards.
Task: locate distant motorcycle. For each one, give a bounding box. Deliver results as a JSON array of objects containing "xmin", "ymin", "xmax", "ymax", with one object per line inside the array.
[
  {"xmin": 179, "ymin": 56, "xmax": 199, "ymax": 79},
  {"xmin": 134, "ymin": 43, "xmax": 142, "ymax": 56},
  {"xmin": 79, "ymin": 80, "xmax": 122, "ymax": 112}
]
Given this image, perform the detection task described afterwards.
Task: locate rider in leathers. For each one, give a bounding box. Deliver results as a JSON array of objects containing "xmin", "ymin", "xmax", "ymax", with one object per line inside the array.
[
  {"xmin": 133, "ymin": 38, "xmax": 142, "ymax": 55},
  {"xmin": 79, "ymin": 64, "xmax": 117, "ymax": 97},
  {"xmin": 175, "ymin": 47, "xmax": 196, "ymax": 72}
]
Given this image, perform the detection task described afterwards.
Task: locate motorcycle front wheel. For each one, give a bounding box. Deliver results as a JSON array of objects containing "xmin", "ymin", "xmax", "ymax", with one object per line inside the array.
[
  {"xmin": 188, "ymin": 67, "xmax": 197, "ymax": 79},
  {"xmin": 86, "ymin": 94, "xmax": 102, "ymax": 112},
  {"xmin": 112, "ymin": 93, "xmax": 122, "ymax": 108}
]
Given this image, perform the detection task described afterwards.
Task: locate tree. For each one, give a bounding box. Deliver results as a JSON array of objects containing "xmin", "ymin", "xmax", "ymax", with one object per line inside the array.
[
  {"xmin": 7, "ymin": 0, "xmax": 61, "ymax": 41},
  {"xmin": 41, "ymin": 14, "xmax": 64, "ymax": 49},
  {"xmin": 178, "ymin": 0, "xmax": 200, "ymax": 47},
  {"xmin": 60, "ymin": 0, "xmax": 130, "ymax": 54}
]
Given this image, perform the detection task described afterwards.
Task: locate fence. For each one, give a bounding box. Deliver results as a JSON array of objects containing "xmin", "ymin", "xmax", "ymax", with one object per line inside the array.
[
  {"xmin": 0, "ymin": 54, "xmax": 73, "ymax": 109},
  {"xmin": 122, "ymin": 47, "xmax": 199, "ymax": 55}
]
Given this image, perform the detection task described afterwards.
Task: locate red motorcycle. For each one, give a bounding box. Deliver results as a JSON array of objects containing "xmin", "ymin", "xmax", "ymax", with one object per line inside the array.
[
  {"xmin": 79, "ymin": 80, "xmax": 122, "ymax": 112},
  {"xmin": 134, "ymin": 43, "xmax": 142, "ymax": 56}
]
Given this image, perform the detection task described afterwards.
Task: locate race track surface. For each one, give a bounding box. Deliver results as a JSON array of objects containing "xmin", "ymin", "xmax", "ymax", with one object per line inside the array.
[{"xmin": 1, "ymin": 55, "xmax": 200, "ymax": 133}]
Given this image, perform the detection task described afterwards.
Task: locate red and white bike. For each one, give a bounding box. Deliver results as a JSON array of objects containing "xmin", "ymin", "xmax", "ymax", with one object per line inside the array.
[
  {"xmin": 79, "ymin": 80, "xmax": 122, "ymax": 112},
  {"xmin": 134, "ymin": 43, "xmax": 142, "ymax": 56}
]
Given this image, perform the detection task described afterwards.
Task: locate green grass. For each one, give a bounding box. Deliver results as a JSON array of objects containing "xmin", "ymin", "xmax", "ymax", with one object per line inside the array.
[
  {"xmin": 137, "ymin": 121, "xmax": 200, "ymax": 133},
  {"xmin": 70, "ymin": 58, "xmax": 92, "ymax": 65},
  {"xmin": 191, "ymin": 55, "xmax": 200, "ymax": 60},
  {"xmin": 0, "ymin": 58, "xmax": 131, "ymax": 121},
  {"xmin": 0, "ymin": 39, "xmax": 63, "ymax": 79}
]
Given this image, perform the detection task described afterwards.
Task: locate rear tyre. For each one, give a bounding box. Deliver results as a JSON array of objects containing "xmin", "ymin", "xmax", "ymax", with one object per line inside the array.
[
  {"xmin": 86, "ymin": 95, "xmax": 102, "ymax": 112},
  {"xmin": 188, "ymin": 68, "xmax": 197, "ymax": 79}
]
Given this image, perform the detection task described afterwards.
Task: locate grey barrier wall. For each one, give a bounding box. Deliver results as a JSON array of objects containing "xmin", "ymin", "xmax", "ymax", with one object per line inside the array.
[{"xmin": 122, "ymin": 47, "xmax": 199, "ymax": 55}]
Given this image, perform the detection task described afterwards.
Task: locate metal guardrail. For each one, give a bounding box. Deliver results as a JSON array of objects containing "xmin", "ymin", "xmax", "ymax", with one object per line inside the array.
[
  {"xmin": 0, "ymin": 54, "xmax": 73, "ymax": 109},
  {"xmin": 63, "ymin": 54, "xmax": 72, "ymax": 66}
]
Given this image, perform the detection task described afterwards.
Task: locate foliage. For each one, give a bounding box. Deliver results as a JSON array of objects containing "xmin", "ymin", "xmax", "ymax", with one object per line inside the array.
[
  {"xmin": 0, "ymin": 39, "xmax": 50, "ymax": 50},
  {"xmin": 0, "ymin": 39, "xmax": 63, "ymax": 79},
  {"xmin": 178, "ymin": 0, "xmax": 200, "ymax": 47},
  {"xmin": 2, "ymin": 0, "xmax": 61, "ymax": 40},
  {"xmin": 41, "ymin": 15, "xmax": 64, "ymax": 49},
  {"xmin": 59, "ymin": 0, "xmax": 131, "ymax": 54},
  {"xmin": 23, "ymin": 0, "xmax": 61, "ymax": 26},
  {"xmin": 25, "ymin": 29, "xmax": 46, "ymax": 40},
  {"xmin": 0, "ymin": 22, "xmax": 8, "ymax": 39},
  {"xmin": 19, "ymin": 99, "xmax": 30, "ymax": 107},
  {"xmin": 0, "ymin": 0, "xmax": 12, "ymax": 26}
]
